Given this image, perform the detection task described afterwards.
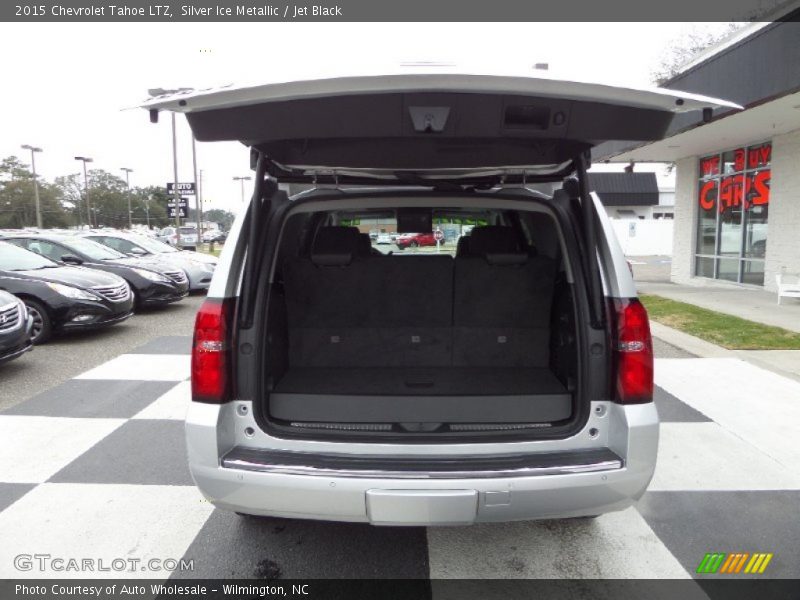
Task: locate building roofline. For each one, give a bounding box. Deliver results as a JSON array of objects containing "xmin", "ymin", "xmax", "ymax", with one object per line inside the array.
[{"xmin": 661, "ymin": 1, "xmax": 800, "ymax": 85}]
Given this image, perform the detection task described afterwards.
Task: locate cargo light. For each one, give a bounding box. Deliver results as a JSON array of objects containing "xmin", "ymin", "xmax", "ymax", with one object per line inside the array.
[
  {"xmin": 610, "ymin": 298, "xmax": 653, "ymax": 404},
  {"xmin": 191, "ymin": 298, "xmax": 235, "ymax": 403}
]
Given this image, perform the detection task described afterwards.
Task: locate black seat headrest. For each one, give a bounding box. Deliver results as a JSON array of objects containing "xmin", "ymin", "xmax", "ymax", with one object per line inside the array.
[
  {"xmin": 357, "ymin": 233, "xmax": 373, "ymax": 257},
  {"xmin": 311, "ymin": 227, "xmax": 360, "ymax": 266},
  {"xmin": 456, "ymin": 235, "xmax": 471, "ymax": 257},
  {"xmin": 467, "ymin": 226, "xmax": 521, "ymax": 256},
  {"xmin": 526, "ymin": 213, "xmax": 560, "ymax": 260}
]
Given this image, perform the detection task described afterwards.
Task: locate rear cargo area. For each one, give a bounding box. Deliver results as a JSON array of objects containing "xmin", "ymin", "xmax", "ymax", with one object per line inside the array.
[{"xmin": 262, "ymin": 209, "xmax": 580, "ymax": 434}]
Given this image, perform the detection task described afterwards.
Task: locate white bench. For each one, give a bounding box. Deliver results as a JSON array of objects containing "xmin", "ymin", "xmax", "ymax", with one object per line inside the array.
[{"xmin": 776, "ymin": 270, "xmax": 800, "ymax": 305}]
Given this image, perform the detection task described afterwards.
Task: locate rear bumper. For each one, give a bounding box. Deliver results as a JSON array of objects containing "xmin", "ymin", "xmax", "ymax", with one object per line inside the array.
[
  {"xmin": 186, "ymin": 402, "xmax": 659, "ymax": 525},
  {"xmin": 190, "ymin": 456, "xmax": 650, "ymax": 525}
]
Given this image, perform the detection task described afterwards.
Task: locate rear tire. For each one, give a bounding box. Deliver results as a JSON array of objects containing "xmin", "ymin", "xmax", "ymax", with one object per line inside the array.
[
  {"xmin": 24, "ymin": 299, "xmax": 52, "ymax": 344},
  {"xmin": 410, "ymin": 241, "xmax": 419, "ymax": 248}
]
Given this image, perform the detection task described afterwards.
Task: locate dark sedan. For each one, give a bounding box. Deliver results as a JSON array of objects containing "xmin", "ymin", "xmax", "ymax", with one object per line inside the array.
[
  {"xmin": 4, "ymin": 234, "xmax": 189, "ymax": 309},
  {"xmin": 0, "ymin": 241, "xmax": 133, "ymax": 343},
  {"xmin": 0, "ymin": 289, "xmax": 33, "ymax": 364}
]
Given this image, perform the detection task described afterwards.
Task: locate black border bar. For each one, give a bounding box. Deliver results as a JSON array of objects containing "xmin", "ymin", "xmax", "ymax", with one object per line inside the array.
[
  {"xmin": 4, "ymin": 0, "xmax": 800, "ymax": 22},
  {"xmin": 3, "ymin": 579, "xmax": 800, "ymax": 600}
]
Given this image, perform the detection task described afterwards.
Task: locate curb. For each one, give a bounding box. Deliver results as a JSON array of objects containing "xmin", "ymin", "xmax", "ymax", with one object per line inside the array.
[
  {"xmin": 650, "ymin": 321, "xmax": 800, "ymax": 383},
  {"xmin": 649, "ymin": 322, "xmax": 731, "ymax": 358}
]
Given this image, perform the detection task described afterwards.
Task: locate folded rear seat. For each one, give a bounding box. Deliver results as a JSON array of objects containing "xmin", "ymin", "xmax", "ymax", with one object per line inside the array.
[
  {"xmin": 370, "ymin": 255, "xmax": 453, "ymax": 366},
  {"xmin": 284, "ymin": 227, "xmax": 454, "ymax": 368},
  {"xmin": 285, "ymin": 225, "xmax": 556, "ymax": 373},
  {"xmin": 277, "ymin": 224, "xmax": 568, "ymax": 423},
  {"xmin": 453, "ymin": 226, "xmax": 557, "ymax": 367},
  {"xmin": 283, "ymin": 226, "xmax": 377, "ymax": 367}
]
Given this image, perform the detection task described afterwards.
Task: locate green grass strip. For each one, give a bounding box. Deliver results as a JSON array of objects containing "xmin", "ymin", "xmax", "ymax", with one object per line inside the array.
[{"xmin": 640, "ymin": 294, "xmax": 800, "ymax": 350}]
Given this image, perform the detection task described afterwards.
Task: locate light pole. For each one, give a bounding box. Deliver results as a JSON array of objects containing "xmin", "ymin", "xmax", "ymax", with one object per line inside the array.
[
  {"xmin": 74, "ymin": 156, "xmax": 93, "ymax": 228},
  {"xmin": 191, "ymin": 135, "xmax": 201, "ymax": 239},
  {"xmin": 233, "ymin": 176, "xmax": 252, "ymax": 203},
  {"xmin": 121, "ymin": 167, "xmax": 134, "ymax": 229},
  {"xmin": 198, "ymin": 168, "xmax": 205, "ymax": 241},
  {"xmin": 147, "ymin": 87, "xmax": 194, "ymax": 246},
  {"xmin": 144, "ymin": 193, "xmax": 151, "ymax": 229},
  {"xmin": 21, "ymin": 145, "xmax": 43, "ymax": 228},
  {"xmin": 171, "ymin": 113, "xmax": 182, "ymax": 245}
]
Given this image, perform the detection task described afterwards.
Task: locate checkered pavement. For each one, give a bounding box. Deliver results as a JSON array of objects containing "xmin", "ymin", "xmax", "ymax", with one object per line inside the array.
[{"xmin": 1, "ymin": 336, "xmax": 798, "ymax": 580}]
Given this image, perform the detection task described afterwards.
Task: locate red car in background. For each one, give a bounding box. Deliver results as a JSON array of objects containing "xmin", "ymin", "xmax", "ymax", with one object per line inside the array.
[{"xmin": 395, "ymin": 232, "xmax": 440, "ymax": 250}]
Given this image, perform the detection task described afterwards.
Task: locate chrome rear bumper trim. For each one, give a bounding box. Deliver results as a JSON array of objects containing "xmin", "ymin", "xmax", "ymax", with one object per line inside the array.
[{"xmin": 221, "ymin": 447, "xmax": 623, "ymax": 479}]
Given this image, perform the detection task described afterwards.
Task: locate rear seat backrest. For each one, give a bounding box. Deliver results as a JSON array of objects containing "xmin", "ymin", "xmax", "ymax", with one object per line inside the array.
[
  {"xmin": 284, "ymin": 227, "xmax": 454, "ymax": 368},
  {"xmin": 284, "ymin": 226, "xmax": 366, "ymax": 328},
  {"xmin": 370, "ymin": 255, "xmax": 454, "ymax": 366},
  {"xmin": 283, "ymin": 226, "xmax": 374, "ymax": 367},
  {"xmin": 453, "ymin": 225, "xmax": 557, "ymax": 367},
  {"xmin": 285, "ymin": 223, "xmax": 557, "ymax": 370}
]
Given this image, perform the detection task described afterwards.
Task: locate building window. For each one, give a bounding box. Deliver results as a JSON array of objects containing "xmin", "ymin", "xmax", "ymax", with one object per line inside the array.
[{"xmin": 694, "ymin": 141, "xmax": 771, "ymax": 286}]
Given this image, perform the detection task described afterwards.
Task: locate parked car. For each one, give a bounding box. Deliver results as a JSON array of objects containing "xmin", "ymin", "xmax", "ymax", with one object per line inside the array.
[
  {"xmin": 81, "ymin": 232, "xmax": 216, "ymax": 291},
  {"xmin": 202, "ymin": 229, "xmax": 227, "ymax": 243},
  {"xmin": 143, "ymin": 72, "xmax": 737, "ymax": 525},
  {"xmin": 0, "ymin": 241, "xmax": 133, "ymax": 344},
  {"xmin": 375, "ymin": 233, "xmax": 393, "ymax": 245},
  {"xmin": 2, "ymin": 234, "xmax": 189, "ymax": 309},
  {"xmin": 395, "ymin": 232, "xmax": 438, "ymax": 249},
  {"xmin": 0, "ymin": 289, "xmax": 33, "ymax": 364},
  {"xmin": 158, "ymin": 226, "xmax": 199, "ymax": 250},
  {"xmin": 156, "ymin": 227, "xmax": 174, "ymax": 244}
]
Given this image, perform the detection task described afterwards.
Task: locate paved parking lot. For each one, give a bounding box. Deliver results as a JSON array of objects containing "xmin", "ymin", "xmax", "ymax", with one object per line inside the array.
[
  {"xmin": 0, "ymin": 296, "xmax": 205, "ymax": 412},
  {"xmin": 0, "ymin": 295, "xmax": 798, "ymax": 581},
  {"xmin": 628, "ymin": 255, "xmax": 672, "ymax": 283}
]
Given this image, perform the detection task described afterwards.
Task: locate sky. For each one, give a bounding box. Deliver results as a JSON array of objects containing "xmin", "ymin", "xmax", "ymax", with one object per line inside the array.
[{"xmin": 0, "ymin": 22, "xmax": 738, "ymax": 215}]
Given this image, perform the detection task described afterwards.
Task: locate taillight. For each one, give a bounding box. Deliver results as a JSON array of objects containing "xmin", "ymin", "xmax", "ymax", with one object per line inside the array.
[
  {"xmin": 610, "ymin": 298, "xmax": 653, "ymax": 404},
  {"xmin": 191, "ymin": 298, "xmax": 234, "ymax": 403}
]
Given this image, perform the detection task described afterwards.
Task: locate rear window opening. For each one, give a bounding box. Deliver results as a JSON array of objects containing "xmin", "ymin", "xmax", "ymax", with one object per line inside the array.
[{"xmin": 252, "ymin": 196, "xmax": 592, "ymax": 442}]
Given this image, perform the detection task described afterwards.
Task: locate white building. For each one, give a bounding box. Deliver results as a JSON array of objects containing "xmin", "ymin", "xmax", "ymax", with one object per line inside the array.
[{"xmin": 595, "ymin": 16, "xmax": 800, "ymax": 291}]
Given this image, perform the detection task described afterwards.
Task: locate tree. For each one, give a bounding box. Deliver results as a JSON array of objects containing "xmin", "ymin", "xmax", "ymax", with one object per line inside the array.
[
  {"xmin": 0, "ymin": 156, "xmax": 73, "ymax": 228},
  {"xmin": 133, "ymin": 185, "xmax": 173, "ymax": 229},
  {"xmin": 651, "ymin": 24, "xmax": 744, "ymax": 85},
  {"xmin": 203, "ymin": 208, "xmax": 236, "ymax": 231},
  {"xmin": 54, "ymin": 173, "xmax": 89, "ymax": 226},
  {"xmin": 80, "ymin": 169, "xmax": 131, "ymax": 228}
]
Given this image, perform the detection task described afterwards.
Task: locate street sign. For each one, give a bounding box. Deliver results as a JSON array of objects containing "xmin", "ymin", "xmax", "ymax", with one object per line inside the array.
[
  {"xmin": 434, "ymin": 229, "xmax": 444, "ymax": 241},
  {"xmin": 167, "ymin": 182, "xmax": 196, "ymax": 195},
  {"xmin": 168, "ymin": 207, "xmax": 187, "ymax": 218},
  {"xmin": 167, "ymin": 197, "xmax": 189, "ymax": 209}
]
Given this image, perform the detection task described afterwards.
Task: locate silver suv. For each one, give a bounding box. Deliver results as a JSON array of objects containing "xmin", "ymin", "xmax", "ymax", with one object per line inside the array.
[{"xmin": 144, "ymin": 72, "xmax": 736, "ymax": 525}]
